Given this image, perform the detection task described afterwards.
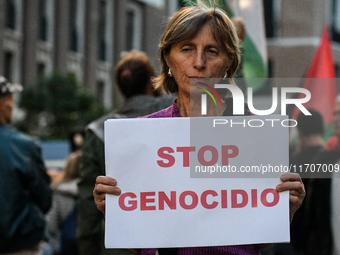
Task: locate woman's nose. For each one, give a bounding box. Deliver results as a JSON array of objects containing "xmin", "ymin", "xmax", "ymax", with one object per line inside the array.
[{"xmin": 193, "ymin": 52, "xmax": 206, "ymax": 71}]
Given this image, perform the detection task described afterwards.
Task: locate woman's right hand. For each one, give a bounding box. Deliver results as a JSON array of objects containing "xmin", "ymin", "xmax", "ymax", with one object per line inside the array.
[{"xmin": 93, "ymin": 176, "xmax": 121, "ymax": 215}]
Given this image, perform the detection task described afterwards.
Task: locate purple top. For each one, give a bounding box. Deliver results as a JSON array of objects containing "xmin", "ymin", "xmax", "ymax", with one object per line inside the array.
[
  {"xmin": 140, "ymin": 100, "xmax": 260, "ymax": 255},
  {"xmin": 143, "ymin": 100, "xmax": 181, "ymax": 118}
]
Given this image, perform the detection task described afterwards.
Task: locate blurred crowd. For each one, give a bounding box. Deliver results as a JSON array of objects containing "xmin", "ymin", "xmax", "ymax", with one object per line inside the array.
[{"xmin": 0, "ymin": 50, "xmax": 174, "ymax": 255}]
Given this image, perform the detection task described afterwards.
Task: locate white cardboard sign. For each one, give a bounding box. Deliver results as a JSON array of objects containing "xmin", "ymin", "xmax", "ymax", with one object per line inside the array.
[{"xmin": 104, "ymin": 116, "xmax": 290, "ymax": 249}]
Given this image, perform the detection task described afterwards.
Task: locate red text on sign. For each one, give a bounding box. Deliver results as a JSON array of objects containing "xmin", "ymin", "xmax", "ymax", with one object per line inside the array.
[
  {"xmin": 157, "ymin": 145, "xmax": 239, "ymax": 167},
  {"xmin": 118, "ymin": 188, "xmax": 279, "ymax": 211}
]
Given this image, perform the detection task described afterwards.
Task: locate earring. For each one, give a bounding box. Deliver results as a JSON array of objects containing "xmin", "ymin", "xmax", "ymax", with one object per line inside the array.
[
  {"xmin": 223, "ymin": 72, "xmax": 228, "ymax": 78},
  {"xmin": 168, "ymin": 68, "xmax": 173, "ymax": 77}
]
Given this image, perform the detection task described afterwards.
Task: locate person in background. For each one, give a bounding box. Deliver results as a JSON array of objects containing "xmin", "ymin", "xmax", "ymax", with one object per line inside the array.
[
  {"xmin": 46, "ymin": 151, "xmax": 82, "ymax": 255},
  {"xmin": 322, "ymin": 101, "xmax": 340, "ymax": 255},
  {"xmin": 264, "ymin": 109, "xmax": 327, "ymax": 255},
  {"xmin": 0, "ymin": 76, "xmax": 52, "ymax": 254},
  {"xmin": 293, "ymin": 102, "xmax": 340, "ymax": 255},
  {"xmin": 290, "ymin": 109, "xmax": 325, "ymax": 171},
  {"xmin": 77, "ymin": 50, "xmax": 174, "ymax": 255},
  {"xmin": 93, "ymin": 2, "xmax": 305, "ymax": 255}
]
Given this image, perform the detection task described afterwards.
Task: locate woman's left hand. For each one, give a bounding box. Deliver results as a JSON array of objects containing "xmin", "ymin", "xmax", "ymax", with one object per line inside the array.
[{"xmin": 276, "ymin": 173, "xmax": 305, "ymax": 222}]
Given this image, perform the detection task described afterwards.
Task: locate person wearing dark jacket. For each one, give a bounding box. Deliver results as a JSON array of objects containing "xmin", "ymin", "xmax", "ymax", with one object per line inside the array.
[
  {"xmin": 77, "ymin": 51, "xmax": 174, "ymax": 255},
  {"xmin": 0, "ymin": 76, "xmax": 52, "ymax": 254},
  {"xmin": 289, "ymin": 109, "xmax": 332, "ymax": 255}
]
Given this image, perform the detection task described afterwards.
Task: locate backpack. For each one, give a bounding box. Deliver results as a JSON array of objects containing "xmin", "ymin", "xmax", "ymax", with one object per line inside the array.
[{"xmin": 60, "ymin": 202, "xmax": 79, "ymax": 255}]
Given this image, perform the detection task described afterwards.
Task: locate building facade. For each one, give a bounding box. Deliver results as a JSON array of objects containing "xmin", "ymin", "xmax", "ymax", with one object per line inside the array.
[
  {"xmin": 1, "ymin": 0, "xmax": 340, "ymax": 110},
  {"xmin": 0, "ymin": 0, "xmax": 182, "ymax": 109},
  {"xmin": 265, "ymin": 0, "xmax": 340, "ymax": 80}
]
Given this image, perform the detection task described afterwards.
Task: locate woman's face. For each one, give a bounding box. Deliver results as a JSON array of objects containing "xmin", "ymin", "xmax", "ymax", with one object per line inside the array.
[{"xmin": 165, "ymin": 23, "xmax": 231, "ymax": 97}]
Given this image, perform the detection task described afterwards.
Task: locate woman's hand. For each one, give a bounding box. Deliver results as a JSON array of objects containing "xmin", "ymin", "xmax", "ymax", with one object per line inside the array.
[
  {"xmin": 93, "ymin": 176, "xmax": 121, "ymax": 215},
  {"xmin": 276, "ymin": 173, "xmax": 305, "ymax": 222}
]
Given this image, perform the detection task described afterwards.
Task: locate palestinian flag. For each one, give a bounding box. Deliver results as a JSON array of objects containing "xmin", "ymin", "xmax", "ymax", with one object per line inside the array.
[{"xmin": 292, "ymin": 25, "xmax": 337, "ymax": 140}]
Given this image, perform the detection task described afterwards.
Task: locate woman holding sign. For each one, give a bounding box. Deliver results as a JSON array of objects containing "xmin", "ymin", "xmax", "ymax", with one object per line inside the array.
[{"xmin": 94, "ymin": 2, "xmax": 305, "ymax": 254}]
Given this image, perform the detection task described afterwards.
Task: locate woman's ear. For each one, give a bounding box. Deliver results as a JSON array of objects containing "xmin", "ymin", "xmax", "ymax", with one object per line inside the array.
[{"xmin": 164, "ymin": 52, "xmax": 171, "ymax": 69}]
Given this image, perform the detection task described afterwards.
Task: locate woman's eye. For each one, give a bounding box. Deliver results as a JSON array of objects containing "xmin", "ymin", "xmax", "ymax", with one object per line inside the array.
[
  {"xmin": 208, "ymin": 50, "xmax": 218, "ymax": 55},
  {"xmin": 182, "ymin": 48, "xmax": 191, "ymax": 52}
]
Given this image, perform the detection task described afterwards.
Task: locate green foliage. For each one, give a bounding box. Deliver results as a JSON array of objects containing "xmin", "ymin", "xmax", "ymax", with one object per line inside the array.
[{"xmin": 17, "ymin": 71, "xmax": 107, "ymax": 139}]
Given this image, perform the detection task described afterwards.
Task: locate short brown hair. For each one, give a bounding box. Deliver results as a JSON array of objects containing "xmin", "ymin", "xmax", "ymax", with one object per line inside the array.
[
  {"xmin": 154, "ymin": 4, "xmax": 241, "ymax": 93},
  {"xmin": 115, "ymin": 51, "xmax": 156, "ymax": 98}
]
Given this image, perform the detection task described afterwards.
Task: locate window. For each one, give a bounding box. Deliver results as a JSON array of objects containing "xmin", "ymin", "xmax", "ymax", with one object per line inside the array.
[
  {"xmin": 6, "ymin": 0, "xmax": 16, "ymax": 29},
  {"xmin": 126, "ymin": 10, "xmax": 134, "ymax": 51},
  {"xmin": 262, "ymin": 0, "xmax": 281, "ymax": 38},
  {"xmin": 126, "ymin": 3, "xmax": 142, "ymax": 51},
  {"xmin": 37, "ymin": 63, "xmax": 46, "ymax": 79},
  {"xmin": 263, "ymin": 0, "xmax": 279, "ymax": 38},
  {"xmin": 39, "ymin": 0, "xmax": 47, "ymax": 41},
  {"xmin": 98, "ymin": 1, "xmax": 107, "ymax": 61},
  {"xmin": 4, "ymin": 52, "xmax": 13, "ymax": 81},
  {"xmin": 263, "ymin": 0, "xmax": 275, "ymax": 38},
  {"xmin": 69, "ymin": 0, "xmax": 78, "ymax": 51},
  {"xmin": 332, "ymin": 0, "xmax": 340, "ymax": 42}
]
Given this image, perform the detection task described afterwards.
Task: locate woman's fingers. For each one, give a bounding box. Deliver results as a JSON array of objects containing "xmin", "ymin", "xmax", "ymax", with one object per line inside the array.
[
  {"xmin": 96, "ymin": 175, "xmax": 117, "ymax": 186},
  {"xmin": 276, "ymin": 173, "xmax": 306, "ymax": 222},
  {"xmin": 279, "ymin": 173, "xmax": 303, "ymax": 183},
  {"xmin": 94, "ymin": 182, "xmax": 121, "ymax": 196},
  {"xmin": 276, "ymin": 180, "xmax": 304, "ymax": 194},
  {"xmin": 94, "ymin": 176, "xmax": 121, "ymax": 195},
  {"xmin": 93, "ymin": 176, "xmax": 122, "ymax": 214},
  {"xmin": 277, "ymin": 173, "xmax": 304, "ymax": 192}
]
